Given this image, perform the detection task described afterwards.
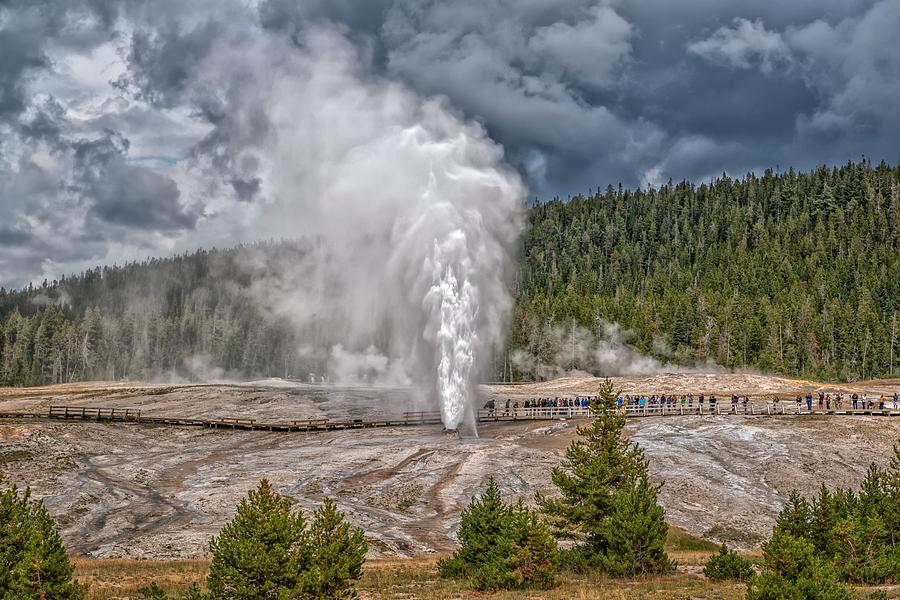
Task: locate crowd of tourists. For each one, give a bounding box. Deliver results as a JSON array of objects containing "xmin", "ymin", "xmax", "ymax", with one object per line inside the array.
[{"xmin": 483, "ymin": 391, "xmax": 900, "ymax": 415}]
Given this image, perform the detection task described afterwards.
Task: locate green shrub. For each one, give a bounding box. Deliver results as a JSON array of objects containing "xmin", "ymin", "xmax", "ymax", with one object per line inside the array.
[
  {"xmin": 745, "ymin": 530, "xmax": 850, "ymax": 600},
  {"xmin": 770, "ymin": 445, "xmax": 900, "ymax": 585},
  {"xmin": 138, "ymin": 582, "xmax": 170, "ymax": 599},
  {"xmin": 0, "ymin": 480, "xmax": 84, "ymax": 599},
  {"xmin": 703, "ymin": 544, "xmax": 753, "ymax": 581},
  {"xmin": 440, "ymin": 478, "xmax": 557, "ymax": 590}
]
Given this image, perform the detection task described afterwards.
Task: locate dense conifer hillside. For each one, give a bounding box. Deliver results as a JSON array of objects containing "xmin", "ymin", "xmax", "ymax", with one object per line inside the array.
[
  {"xmin": 1, "ymin": 160, "xmax": 898, "ymax": 386},
  {"xmin": 511, "ymin": 160, "xmax": 900, "ymax": 381}
]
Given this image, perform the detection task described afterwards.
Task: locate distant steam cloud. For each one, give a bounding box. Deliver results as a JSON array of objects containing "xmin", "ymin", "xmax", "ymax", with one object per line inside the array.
[
  {"xmin": 327, "ymin": 345, "xmax": 411, "ymax": 388},
  {"xmin": 511, "ymin": 320, "xmax": 711, "ymax": 379}
]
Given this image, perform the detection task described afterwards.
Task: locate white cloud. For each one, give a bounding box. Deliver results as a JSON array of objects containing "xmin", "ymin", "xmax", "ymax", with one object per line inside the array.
[
  {"xmin": 529, "ymin": 4, "xmax": 633, "ymax": 88},
  {"xmin": 688, "ymin": 17, "xmax": 792, "ymax": 74},
  {"xmin": 787, "ymin": 0, "xmax": 900, "ymax": 137}
]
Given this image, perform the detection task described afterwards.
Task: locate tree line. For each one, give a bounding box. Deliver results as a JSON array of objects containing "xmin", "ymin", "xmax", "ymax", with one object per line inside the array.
[
  {"xmin": 512, "ymin": 159, "xmax": 900, "ymax": 381},
  {"xmin": 2, "ymin": 160, "xmax": 899, "ymax": 386}
]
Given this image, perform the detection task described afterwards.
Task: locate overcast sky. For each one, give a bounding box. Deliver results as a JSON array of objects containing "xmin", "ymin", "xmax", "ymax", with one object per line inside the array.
[{"xmin": 1, "ymin": 0, "xmax": 898, "ymax": 289}]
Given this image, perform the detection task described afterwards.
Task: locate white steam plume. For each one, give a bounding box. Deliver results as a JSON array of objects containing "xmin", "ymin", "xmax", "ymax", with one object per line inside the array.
[
  {"xmin": 511, "ymin": 320, "xmax": 717, "ymax": 379},
  {"xmin": 190, "ymin": 27, "xmax": 525, "ymax": 430}
]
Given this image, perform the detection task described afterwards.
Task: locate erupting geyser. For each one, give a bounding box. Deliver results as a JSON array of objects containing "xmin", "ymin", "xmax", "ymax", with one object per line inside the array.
[
  {"xmin": 428, "ymin": 244, "xmax": 476, "ymax": 430},
  {"xmin": 199, "ymin": 28, "xmax": 526, "ymax": 431}
]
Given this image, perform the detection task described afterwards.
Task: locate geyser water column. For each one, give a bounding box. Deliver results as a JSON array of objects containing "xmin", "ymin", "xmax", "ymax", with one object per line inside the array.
[{"xmin": 427, "ymin": 237, "xmax": 477, "ymax": 430}]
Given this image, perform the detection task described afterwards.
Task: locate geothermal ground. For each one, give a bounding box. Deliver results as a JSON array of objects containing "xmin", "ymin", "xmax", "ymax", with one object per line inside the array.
[{"xmin": 1, "ymin": 373, "xmax": 899, "ymax": 558}]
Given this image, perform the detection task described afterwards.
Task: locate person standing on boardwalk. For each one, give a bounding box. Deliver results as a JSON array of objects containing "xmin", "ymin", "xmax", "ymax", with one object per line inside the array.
[
  {"xmin": 852, "ymin": 392, "xmax": 859, "ymax": 410},
  {"xmin": 806, "ymin": 393, "xmax": 813, "ymax": 412},
  {"xmin": 893, "ymin": 392, "xmax": 898, "ymax": 410},
  {"xmin": 484, "ymin": 399, "xmax": 495, "ymax": 417}
]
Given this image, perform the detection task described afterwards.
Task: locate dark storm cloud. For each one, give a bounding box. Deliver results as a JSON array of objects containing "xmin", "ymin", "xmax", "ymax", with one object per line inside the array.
[
  {"xmin": 88, "ymin": 161, "xmax": 195, "ymax": 230},
  {"xmin": 0, "ymin": 15, "xmax": 49, "ymax": 118},
  {"xmin": 0, "ymin": 225, "xmax": 32, "ymax": 247},
  {"xmin": 372, "ymin": 0, "xmax": 900, "ymax": 191},
  {"xmin": 230, "ymin": 177, "xmax": 260, "ymax": 202},
  {"xmin": 73, "ymin": 133, "xmax": 198, "ymax": 230},
  {"xmin": 259, "ymin": 0, "xmax": 395, "ymax": 37},
  {"xmin": 124, "ymin": 19, "xmax": 226, "ymax": 108},
  {"xmin": 18, "ymin": 96, "xmax": 68, "ymax": 144},
  {"xmin": 0, "ymin": 0, "xmax": 898, "ymax": 287}
]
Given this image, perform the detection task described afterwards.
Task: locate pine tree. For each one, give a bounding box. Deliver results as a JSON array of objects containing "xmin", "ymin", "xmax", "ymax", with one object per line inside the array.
[
  {"xmin": 599, "ymin": 473, "xmax": 673, "ymax": 576},
  {"xmin": 539, "ymin": 379, "xmax": 672, "ymax": 574},
  {"xmin": 886, "ymin": 444, "xmax": 900, "ymax": 546},
  {"xmin": 0, "ymin": 481, "xmax": 84, "ymax": 599},
  {"xmin": 439, "ymin": 477, "xmax": 509, "ymax": 577},
  {"xmin": 206, "ymin": 479, "xmax": 366, "ymax": 600},
  {"xmin": 767, "ymin": 449, "xmax": 900, "ymax": 586},
  {"xmin": 440, "ymin": 478, "xmax": 557, "ymax": 590},
  {"xmin": 504, "ymin": 502, "xmax": 557, "ymax": 590},
  {"xmin": 773, "ymin": 491, "xmax": 812, "ymax": 540},
  {"xmin": 746, "ymin": 530, "xmax": 850, "ymax": 600},
  {"xmin": 207, "ymin": 479, "xmax": 307, "ymax": 599},
  {"xmin": 300, "ymin": 498, "xmax": 368, "ymax": 599}
]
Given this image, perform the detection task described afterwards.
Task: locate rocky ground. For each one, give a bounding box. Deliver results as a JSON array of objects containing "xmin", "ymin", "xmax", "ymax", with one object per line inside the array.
[{"xmin": 1, "ymin": 374, "xmax": 899, "ymax": 558}]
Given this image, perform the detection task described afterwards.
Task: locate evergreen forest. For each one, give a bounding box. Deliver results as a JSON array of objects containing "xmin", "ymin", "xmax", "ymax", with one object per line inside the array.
[{"xmin": 1, "ymin": 159, "xmax": 898, "ymax": 386}]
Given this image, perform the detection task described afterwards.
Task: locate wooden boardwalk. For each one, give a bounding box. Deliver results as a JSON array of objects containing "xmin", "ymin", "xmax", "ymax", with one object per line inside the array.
[{"xmin": 0, "ymin": 403, "xmax": 897, "ymax": 433}]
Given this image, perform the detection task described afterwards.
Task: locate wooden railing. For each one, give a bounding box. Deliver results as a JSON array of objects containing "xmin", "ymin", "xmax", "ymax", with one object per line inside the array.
[
  {"xmin": 48, "ymin": 406, "xmax": 141, "ymax": 421},
  {"xmin": 0, "ymin": 402, "xmax": 889, "ymax": 434}
]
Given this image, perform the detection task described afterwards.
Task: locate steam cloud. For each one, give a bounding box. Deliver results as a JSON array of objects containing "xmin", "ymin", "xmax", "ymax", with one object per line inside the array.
[
  {"xmin": 187, "ymin": 28, "xmax": 525, "ymax": 430},
  {"xmin": 511, "ymin": 320, "xmax": 712, "ymax": 380}
]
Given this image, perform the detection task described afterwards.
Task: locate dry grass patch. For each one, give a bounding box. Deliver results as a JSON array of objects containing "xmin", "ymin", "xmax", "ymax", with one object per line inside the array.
[
  {"xmin": 69, "ymin": 529, "xmax": 764, "ymax": 599},
  {"xmin": 74, "ymin": 557, "xmax": 208, "ymax": 600},
  {"xmin": 73, "ymin": 552, "xmax": 748, "ymax": 600},
  {"xmin": 74, "ymin": 554, "xmax": 899, "ymax": 600}
]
